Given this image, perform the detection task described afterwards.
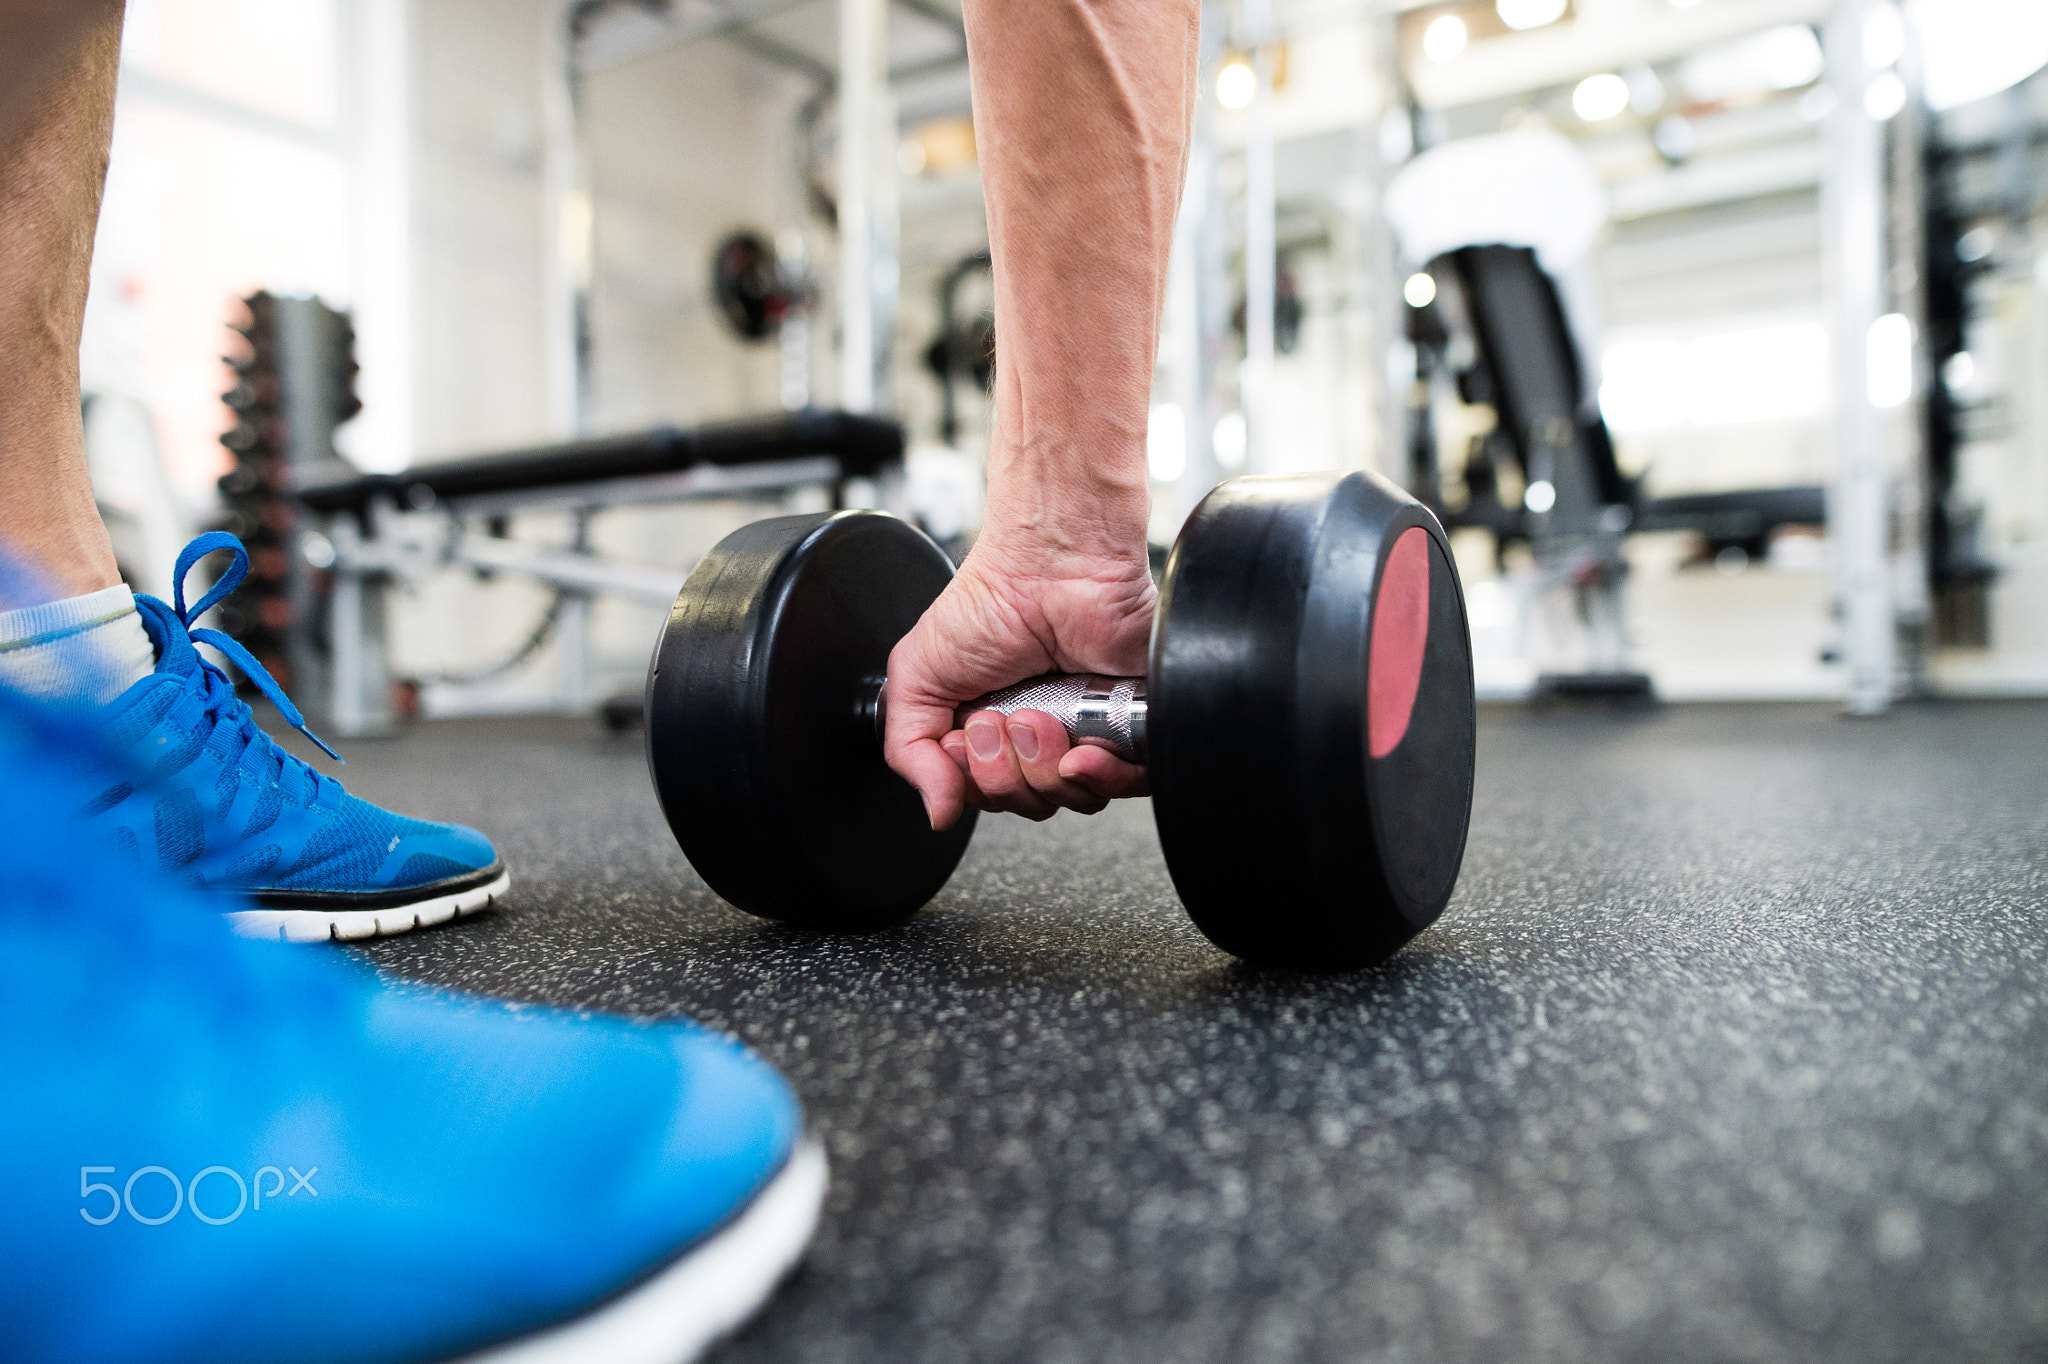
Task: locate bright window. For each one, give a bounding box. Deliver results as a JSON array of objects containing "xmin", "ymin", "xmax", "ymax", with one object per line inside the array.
[
  {"xmin": 1600, "ymin": 318, "xmax": 1829, "ymax": 434},
  {"xmin": 82, "ymin": 0, "xmax": 347, "ymax": 504}
]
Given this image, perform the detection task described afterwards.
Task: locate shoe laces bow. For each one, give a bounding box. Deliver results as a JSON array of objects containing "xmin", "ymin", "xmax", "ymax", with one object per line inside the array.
[{"xmin": 170, "ymin": 531, "xmax": 343, "ymax": 765}]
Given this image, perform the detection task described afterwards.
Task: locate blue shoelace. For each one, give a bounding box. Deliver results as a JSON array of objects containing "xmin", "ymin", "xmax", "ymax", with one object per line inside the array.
[{"xmin": 168, "ymin": 532, "xmax": 344, "ymax": 772}]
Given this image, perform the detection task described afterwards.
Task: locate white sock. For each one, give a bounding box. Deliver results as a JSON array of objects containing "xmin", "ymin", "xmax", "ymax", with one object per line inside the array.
[{"xmin": 0, "ymin": 584, "xmax": 160, "ymax": 711}]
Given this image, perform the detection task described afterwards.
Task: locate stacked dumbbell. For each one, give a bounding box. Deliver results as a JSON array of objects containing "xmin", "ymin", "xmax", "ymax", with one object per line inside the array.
[{"xmin": 217, "ymin": 291, "xmax": 360, "ymax": 691}]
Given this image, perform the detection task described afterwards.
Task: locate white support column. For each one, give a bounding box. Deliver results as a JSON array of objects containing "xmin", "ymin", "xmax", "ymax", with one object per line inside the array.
[
  {"xmin": 1165, "ymin": 164, "xmax": 1211, "ymax": 526},
  {"xmin": 555, "ymin": 594, "xmax": 592, "ymax": 709},
  {"xmin": 1163, "ymin": 8, "xmax": 1228, "ymax": 533},
  {"xmin": 837, "ymin": 0, "xmax": 890, "ymax": 413},
  {"xmin": 342, "ymin": 0, "xmax": 414, "ymax": 474},
  {"xmin": 1241, "ymin": 0, "xmax": 1276, "ymax": 473},
  {"xmin": 1366, "ymin": 16, "xmax": 1408, "ymax": 482},
  {"xmin": 328, "ymin": 510, "xmax": 396, "ymax": 738},
  {"xmin": 870, "ymin": 73, "xmax": 900, "ymax": 413},
  {"xmin": 778, "ymin": 88, "xmax": 821, "ymax": 411},
  {"xmin": 541, "ymin": 4, "xmax": 592, "ymax": 437},
  {"xmin": 1889, "ymin": 25, "xmax": 1930, "ymax": 689},
  {"xmin": 1823, "ymin": 0, "xmax": 1893, "ymax": 715}
]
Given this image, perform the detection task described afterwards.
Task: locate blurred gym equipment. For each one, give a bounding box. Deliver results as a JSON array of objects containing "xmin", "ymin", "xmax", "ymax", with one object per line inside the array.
[
  {"xmin": 921, "ymin": 251, "xmax": 992, "ymax": 449},
  {"xmin": 1388, "ymin": 133, "xmax": 1827, "ymax": 701},
  {"xmin": 296, "ymin": 411, "xmax": 906, "ymax": 738},
  {"xmin": 215, "ymin": 292, "xmax": 361, "ymax": 697},
  {"xmin": 711, "ymin": 229, "xmax": 813, "ymax": 344},
  {"xmin": 645, "ymin": 469, "xmax": 1476, "ymax": 968},
  {"xmin": 1412, "ymin": 244, "xmax": 1828, "ymax": 699}
]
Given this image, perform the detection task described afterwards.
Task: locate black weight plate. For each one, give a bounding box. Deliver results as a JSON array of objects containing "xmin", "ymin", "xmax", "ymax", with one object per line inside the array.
[
  {"xmin": 645, "ymin": 511, "xmax": 975, "ymax": 927},
  {"xmin": 1149, "ymin": 471, "xmax": 1475, "ymax": 967}
]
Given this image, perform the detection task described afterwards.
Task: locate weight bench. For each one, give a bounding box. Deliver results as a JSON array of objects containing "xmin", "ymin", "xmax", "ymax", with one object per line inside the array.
[{"xmin": 294, "ymin": 409, "xmax": 905, "ymax": 736}]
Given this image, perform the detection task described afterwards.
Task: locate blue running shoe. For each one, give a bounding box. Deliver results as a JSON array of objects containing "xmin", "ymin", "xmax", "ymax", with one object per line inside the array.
[
  {"xmin": 73, "ymin": 533, "xmax": 508, "ymax": 942},
  {"xmin": 0, "ymin": 673, "xmax": 825, "ymax": 1364}
]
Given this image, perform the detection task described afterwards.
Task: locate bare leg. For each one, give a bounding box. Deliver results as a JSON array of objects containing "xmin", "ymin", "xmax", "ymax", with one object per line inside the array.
[{"xmin": 0, "ymin": 0, "xmax": 124, "ymax": 598}]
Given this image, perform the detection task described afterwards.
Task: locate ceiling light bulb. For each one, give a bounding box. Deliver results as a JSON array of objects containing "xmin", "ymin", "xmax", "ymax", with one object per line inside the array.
[
  {"xmin": 1147, "ymin": 405, "xmax": 1187, "ymax": 482},
  {"xmin": 1864, "ymin": 3, "xmax": 1907, "ymax": 70},
  {"xmin": 1497, "ymin": 0, "xmax": 1568, "ymax": 30},
  {"xmin": 1217, "ymin": 60, "xmax": 1256, "ymax": 110},
  {"xmin": 1213, "ymin": 411, "xmax": 1248, "ymax": 470},
  {"xmin": 1423, "ymin": 15, "xmax": 1468, "ymax": 63},
  {"xmin": 1572, "ymin": 71, "xmax": 1630, "ymax": 120},
  {"xmin": 1864, "ymin": 70, "xmax": 1908, "ymax": 119}
]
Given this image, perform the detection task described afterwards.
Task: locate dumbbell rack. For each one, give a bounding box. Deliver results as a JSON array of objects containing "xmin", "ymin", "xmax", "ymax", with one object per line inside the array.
[{"xmin": 217, "ymin": 292, "xmax": 360, "ymax": 698}]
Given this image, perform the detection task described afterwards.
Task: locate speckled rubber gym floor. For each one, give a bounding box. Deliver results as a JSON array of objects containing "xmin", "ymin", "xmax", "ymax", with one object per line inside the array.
[{"xmin": 306, "ymin": 701, "xmax": 2048, "ymax": 1363}]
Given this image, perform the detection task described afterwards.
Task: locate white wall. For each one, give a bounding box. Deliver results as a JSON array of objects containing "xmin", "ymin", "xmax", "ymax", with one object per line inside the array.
[{"xmin": 394, "ymin": 0, "xmax": 810, "ymax": 705}]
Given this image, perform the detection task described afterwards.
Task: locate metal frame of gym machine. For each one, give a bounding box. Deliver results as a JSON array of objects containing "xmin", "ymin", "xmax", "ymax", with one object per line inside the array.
[
  {"xmin": 1382, "ymin": 0, "xmax": 1933, "ymax": 713},
  {"xmin": 303, "ymin": 0, "xmax": 971, "ymax": 737}
]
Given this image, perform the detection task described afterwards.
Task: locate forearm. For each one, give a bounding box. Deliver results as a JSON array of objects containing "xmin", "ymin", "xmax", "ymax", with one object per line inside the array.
[{"xmin": 961, "ymin": 0, "xmax": 1198, "ymax": 562}]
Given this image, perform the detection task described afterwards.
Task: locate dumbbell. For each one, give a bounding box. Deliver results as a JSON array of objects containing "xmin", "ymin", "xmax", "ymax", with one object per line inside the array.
[{"xmin": 644, "ymin": 469, "xmax": 1476, "ymax": 967}]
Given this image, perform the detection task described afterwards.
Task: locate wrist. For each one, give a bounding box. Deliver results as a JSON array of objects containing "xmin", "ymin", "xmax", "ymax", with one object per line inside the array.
[
  {"xmin": 980, "ymin": 439, "xmax": 1150, "ymax": 564},
  {"xmin": 976, "ymin": 496, "xmax": 1150, "ymax": 571}
]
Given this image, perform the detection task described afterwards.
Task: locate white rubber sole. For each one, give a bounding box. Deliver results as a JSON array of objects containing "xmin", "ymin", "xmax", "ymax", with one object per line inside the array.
[
  {"xmin": 225, "ymin": 870, "xmax": 511, "ymax": 944},
  {"xmin": 463, "ymin": 1138, "xmax": 828, "ymax": 1364}
]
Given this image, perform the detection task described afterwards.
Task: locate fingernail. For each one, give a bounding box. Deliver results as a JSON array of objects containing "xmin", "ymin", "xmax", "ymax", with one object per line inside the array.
[
  {"xmin": 1009, "ymin": 723, "xmax": 1039, "ymax": 762},
  {"xmin": 967, "ymin": 719, "xmax": 1002, "ymax": 760},
  {"xmin": 942, "ymin": 733, "xmax": 969, "ymax": 770}
]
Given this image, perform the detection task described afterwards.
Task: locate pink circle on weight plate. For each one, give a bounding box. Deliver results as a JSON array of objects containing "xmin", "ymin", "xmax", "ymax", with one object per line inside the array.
[{"xmin": 1367, "ymin": 527, "xmax": 1431, "ymax": 760}]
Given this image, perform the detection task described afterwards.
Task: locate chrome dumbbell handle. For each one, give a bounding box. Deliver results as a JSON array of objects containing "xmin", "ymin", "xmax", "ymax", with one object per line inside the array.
[
  {"xmin": 863, "ymin": 674, "xmax": 1149, "ymax": 763},
  {"xmin": 957, "ymin": 674, "xmax": 1149, "ymax": 763}
]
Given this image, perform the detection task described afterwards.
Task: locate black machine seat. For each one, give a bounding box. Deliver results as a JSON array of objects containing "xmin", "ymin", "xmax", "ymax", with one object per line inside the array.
[
  {"xmin": 1439, "ymin": 244, "xmax": 1634, "ymax": 533},
  {"xmin": 294, "ymin": 409, "xmax": 904, "ymax": 517},
  {"xmin": 1428, "ymin": 244, "xmax": 1826, "ymax": 551}
]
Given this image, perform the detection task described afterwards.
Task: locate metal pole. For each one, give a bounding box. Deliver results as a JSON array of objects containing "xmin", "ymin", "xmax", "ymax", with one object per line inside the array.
[
  {"xmin": 1890, "ymin": 22, "xmax": 1930, "ymax": 691},
  {"xmin": 870, "ymin": 68, "xmax": 900, "ymax": 413},
  {"xmin": 1166, "ymin": 4, "xmax": 1227, "ymax": 529},
  {"xmin": 542, "ymin": 3, "xmax": 593, "ymax": 437},
  {"xmin": 1165, "ymin": 163, "xmax": 1210, "ymax": 525},
  {"xmin": 328, "ymin": 509, "xmax": 395, "ymax": 738},
  {"xmin": 837, "ymin": 0, "xmax": 887, "ymax": 413},
  {"xmin": 344, "ymin": 0, "xmax": 414, "ymax": 474},
  {"xmin": 1241, "ymin": 0, "xmax": 1275, "ymax": 473},
  {"xmin": 1823, "ymin": 0, "xmax": 1893, "ymax": 715},
  {"xmin": 1367, "ymin": 14, "xmax": 1407, "ymax": 480}
]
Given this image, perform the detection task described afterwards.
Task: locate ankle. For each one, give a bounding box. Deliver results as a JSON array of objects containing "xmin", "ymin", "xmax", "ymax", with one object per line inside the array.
[{"xmin": 0, "ymin": 476, "xmax": 122, "ymax": 598}]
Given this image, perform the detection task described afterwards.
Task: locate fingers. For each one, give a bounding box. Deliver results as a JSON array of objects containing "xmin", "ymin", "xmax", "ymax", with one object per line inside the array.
[
  {"xmin": 951, "ymin": 709, "xmax": 1111, "ymax": 820},
  {"xmin": 890, "ymin": 733, "xmax": 972, "ymax": 831},
  {"xmin": 881, "ymin": 635, "xmax": 977, "ymax": 832},
  {"xmin": 880, "ymin": 575, "xmax": 1149, "ymax": 826},
  {"xmin": 1058, "ymin": 742, "xmax": 1150, "ymax": 800}
]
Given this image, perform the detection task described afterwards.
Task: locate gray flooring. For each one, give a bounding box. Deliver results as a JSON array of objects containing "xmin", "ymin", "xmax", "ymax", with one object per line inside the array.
[{"xmin": 323, "ymin": 701, "xmax": 2048, "ymax": 1363}]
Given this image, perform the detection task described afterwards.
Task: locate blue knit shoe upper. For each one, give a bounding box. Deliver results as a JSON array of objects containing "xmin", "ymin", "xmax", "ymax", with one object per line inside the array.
[
  {"xmin": 77, "ymin": 534, "xmax": 507, "ymax": 941},
  {"xmin": 0, "ymin": 676, "xmax": 817, "ymax": 1364}
]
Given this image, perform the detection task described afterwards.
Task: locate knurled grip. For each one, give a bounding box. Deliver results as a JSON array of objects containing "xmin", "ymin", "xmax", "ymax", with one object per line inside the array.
[{"xmin": 954, "ymin": 674, "xmax": 1148, "ymax": 763}]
